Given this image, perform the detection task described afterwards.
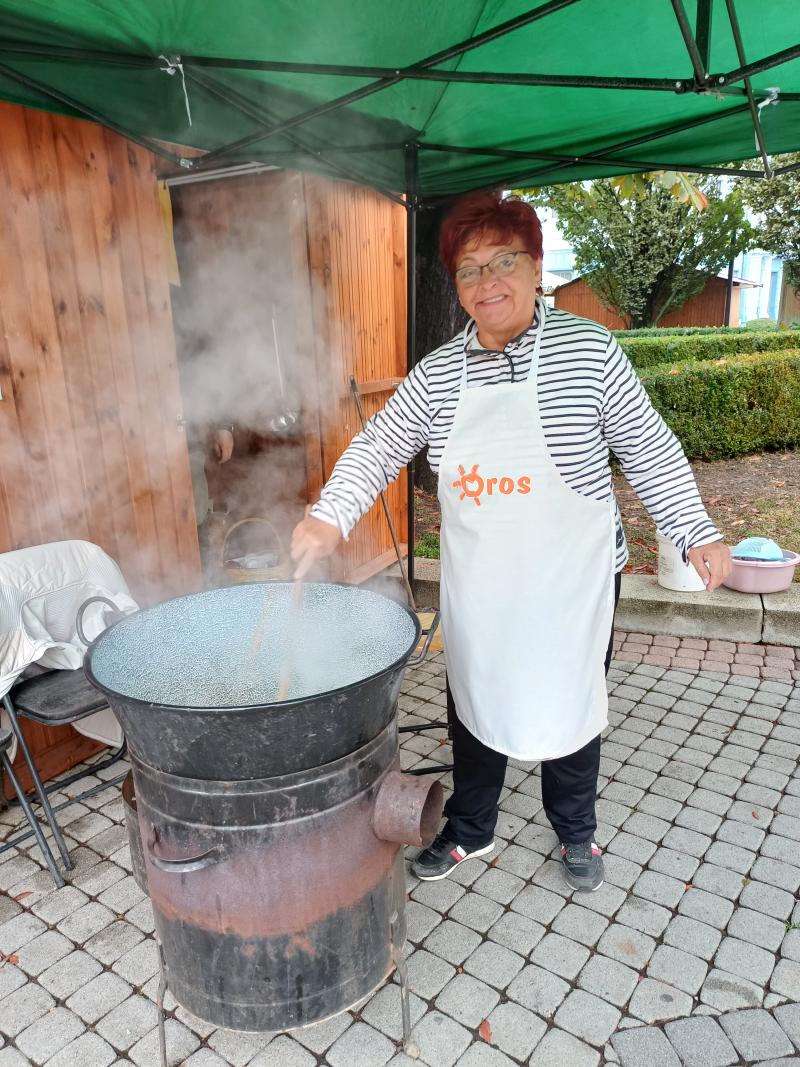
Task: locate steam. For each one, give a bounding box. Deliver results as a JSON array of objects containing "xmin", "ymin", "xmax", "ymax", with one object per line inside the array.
[
  {"xmin": 89, "ymin": 584, "xmax": 418, "ymax": 707},
  {"xmin": 168, "ymin": 175, "xmax": 314, "ymax": 590}
]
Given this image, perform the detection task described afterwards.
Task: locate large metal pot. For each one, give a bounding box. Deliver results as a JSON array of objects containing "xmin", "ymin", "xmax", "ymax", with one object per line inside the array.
[
  {"xmin": 85, "ymin": 582, "xmax": 423, "ymax": 780},
  {"xmin": 85, "ymin": 582, "xmax": 442, "ymax": 1032}
]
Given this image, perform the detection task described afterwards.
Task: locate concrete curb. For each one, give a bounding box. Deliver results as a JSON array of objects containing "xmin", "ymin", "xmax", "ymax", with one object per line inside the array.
[{"xmin": 385, "ymin": 560, "xmax": 800, "ymax": 647}]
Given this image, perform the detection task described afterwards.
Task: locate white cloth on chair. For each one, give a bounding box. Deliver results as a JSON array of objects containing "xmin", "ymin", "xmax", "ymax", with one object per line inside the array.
[{"xmin": 0, "ymin": 541, "xmax": 138, "ymax": 755}]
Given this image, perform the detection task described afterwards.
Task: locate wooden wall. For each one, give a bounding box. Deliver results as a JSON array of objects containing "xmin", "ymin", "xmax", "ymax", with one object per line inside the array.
[
  {"xmin": 0, "ymin": 103, "xmax": 201, "ymax": 790},
  {"xmin": 554, "ymin": 274, "xmax": 741, "ymax": 329},
  {"xmin": 303, "ymin": 176, "xmax": 408, "ymax": 582},
  {"xmin": 0, "ymin": 103, "xmax": 200, "ymax": 599}
]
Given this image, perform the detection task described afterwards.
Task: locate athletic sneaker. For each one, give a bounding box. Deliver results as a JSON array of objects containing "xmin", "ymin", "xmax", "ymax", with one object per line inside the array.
[
  {"xmin": 412, "ymin": 833, "xmax": 495, "ymax": 881},
  {"xmin": 561, "ymin": 840, "xmax": 604, "ymax": 891}
]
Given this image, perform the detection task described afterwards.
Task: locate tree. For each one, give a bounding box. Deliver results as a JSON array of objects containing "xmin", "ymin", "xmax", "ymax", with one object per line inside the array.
[
  {"xmin": 528, "ymin": 175, "xmax": 752, "ymax": 328},
  {"xmin": 737, "ymin": 154, "xmax": 800, "ymax": 291}
]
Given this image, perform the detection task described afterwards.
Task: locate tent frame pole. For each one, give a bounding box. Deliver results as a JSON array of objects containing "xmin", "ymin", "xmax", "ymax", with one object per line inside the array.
[
  {"xmin": 187, "ymin": 0, "xmax": 584, "ymax": 168},
  {"xmin": 7, "ymin": 41, "xmax": 800, "ymax": 98},
  {"xmin": 404, "ymin": 143, "xmax": 419, "ymax": 592},
  {"xmin": 724, "ymin": 0, "xmax": 773, "ymax": 177},
  {"xmin": 0, "ymin": 60, "xmax": 183, "ymax": 164},
  {"xmin": 517, "ymin": 102, "xmax": 753, "ymax": 184},
  {"xmin": 695, "ymin": 0, "xmax": 714, "ymax": 73},
  {"xmin": 418, "ymin": 141, "xmax": 763, "ymax": 179},
  {"xmin": 182, "ymin": 66, "xmax": 407, "ymax": 206},
  {"xmin": 719, "ymin": 42, "xmax": 800, "ymax": 86},
  {"xmin": 2, "ymin": 38, "xmax": 798, "ymax": 97},
  {"xmin": 670, "ymin": 0, "xmax": 710, "ymax": 86}
]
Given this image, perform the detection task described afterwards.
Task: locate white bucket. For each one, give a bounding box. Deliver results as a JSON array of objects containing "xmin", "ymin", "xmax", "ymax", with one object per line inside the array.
[{"xmin": 657, "ymin": 531, "xmax": 706, "ymax": 592}]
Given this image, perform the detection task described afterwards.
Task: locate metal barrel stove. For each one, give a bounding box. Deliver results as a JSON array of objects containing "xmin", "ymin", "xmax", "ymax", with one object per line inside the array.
[{"xmin": 86, "ymin": 582, "xmax": 442, "ymax": 1032}]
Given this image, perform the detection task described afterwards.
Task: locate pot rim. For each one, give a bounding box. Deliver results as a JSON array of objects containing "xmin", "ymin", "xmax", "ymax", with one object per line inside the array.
[{"xmin": 84, "ymin": 582, "xmax": 422, "ymax": 713}]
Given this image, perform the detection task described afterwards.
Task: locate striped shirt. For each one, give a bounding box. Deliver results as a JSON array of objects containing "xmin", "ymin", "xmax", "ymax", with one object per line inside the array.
[{"xmin": 311, "ymin": 306, "xmax": 720, "ymax": 571}]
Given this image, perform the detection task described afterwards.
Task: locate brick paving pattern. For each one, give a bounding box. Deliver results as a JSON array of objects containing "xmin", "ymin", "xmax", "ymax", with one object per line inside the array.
[
  {"xmin": 1, "ymin": 643, "xmax": 800, "ymax": 1065},
  {"xmin": 614, "ymin": 632, "xmax": 800, "ymax": 683}
]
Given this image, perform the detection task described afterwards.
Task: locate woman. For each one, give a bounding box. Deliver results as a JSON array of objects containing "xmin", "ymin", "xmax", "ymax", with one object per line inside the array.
[{"xmin": 291, "ymin": 192, "xmax": 731, "ymax": 891}]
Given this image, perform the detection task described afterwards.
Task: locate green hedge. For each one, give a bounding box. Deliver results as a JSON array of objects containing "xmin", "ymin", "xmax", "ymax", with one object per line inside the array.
[
  {"xmin": 640, "ymin": 349, "xmax": 800, "ymax": 460},
  {"xmin": 620, "ymin": 330, "xmax": 800, "ymax": 370},
  {"xmin": 615, "ymin": 324, "xmax": 791, "ymax": 338}
]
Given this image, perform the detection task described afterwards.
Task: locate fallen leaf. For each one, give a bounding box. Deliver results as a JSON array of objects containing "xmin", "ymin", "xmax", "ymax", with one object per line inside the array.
[
  {"xmin": 479, "ymin": 1020, "xmax": 493, "ymax": 1043},
  {"xmin": 0, "ymin": 952, "xmax": 19, "ymax": 967},
  {"xmin": 685, "ymin": 883, "xmax": 694, "ymax": 890},
  {"xmin": 488, "ymin": 855, "xmax": 500, "ymax": 868},
  {"xmin": 706, "ymin": 497, "xmax": 721, "ymax": 506},
  {"xmin": 752, "ymin": 810, "xmax": 760, "ymax": 820},
  {"xmin": 774, "ymin": 481, "xmax": 786, "ymax": 488},
  {"xmin": 12, "ymin": 892, "xmax": 32, "ymax": 902},
  {"xmin": 456, "ymin": 966, "xmax": 464, "ymax": 974}
]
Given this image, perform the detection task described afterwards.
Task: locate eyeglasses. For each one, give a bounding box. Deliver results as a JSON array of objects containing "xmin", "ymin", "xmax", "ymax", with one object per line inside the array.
[{"xmin": 454, "ymin": 250, "xmax": 532, "ymax": 288}]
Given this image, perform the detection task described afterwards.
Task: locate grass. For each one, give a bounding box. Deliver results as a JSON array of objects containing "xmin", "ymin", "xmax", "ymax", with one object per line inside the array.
[
  {"xmin": 415, "ymin": 532, "xmax": 440, "ymax": 559},
  {"xmin": 413, "ymin": 450, "xmax": 800, "ymax": 579}
]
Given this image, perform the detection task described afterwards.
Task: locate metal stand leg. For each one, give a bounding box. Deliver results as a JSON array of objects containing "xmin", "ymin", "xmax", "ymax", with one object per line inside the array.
[
  {"xmin": 3, "ymin": 697, "xmax": 73, "ymax": 869},
  {"xmin": 391, "ymin": 912, "xmax": 419, "ymax": 1059},
  {"xmin": 156, "ymin": 940, "xmax": 169, "ymax": 1067},
  {"xmin": 1, "ymin": 753, "xmax": 64, "ymax": 888},
  {"xmin": 407, "ymin": 763, "xmax": 453, "ymax": 776}
]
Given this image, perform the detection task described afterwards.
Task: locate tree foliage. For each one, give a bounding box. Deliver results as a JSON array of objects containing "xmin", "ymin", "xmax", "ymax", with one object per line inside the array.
[
  {"xmin": 737, "ymin": 154, "xmax": 800, "ymax": 291},
  {"xmin": 528, "ymin": 176, "xmax": 752, "ymax": 328}
]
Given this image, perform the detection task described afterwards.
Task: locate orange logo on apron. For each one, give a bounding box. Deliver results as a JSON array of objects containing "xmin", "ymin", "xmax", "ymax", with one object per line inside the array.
[{"xmin": 452, "ymin": 463, "xmax": 531, "ymax": 506}]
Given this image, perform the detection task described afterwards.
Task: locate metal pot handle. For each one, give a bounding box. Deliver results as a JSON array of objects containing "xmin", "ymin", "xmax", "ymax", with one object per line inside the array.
[
  {"xmin": 407, "ymin": 610, "xmax": 440, "ymax": 667},
  {"xmin": 76, "ymin": 596, "xmax": 129, "ymax": 646},
  {"xmin": 146, "ymin": 831, "xmax": 223, "ymax": 874}
]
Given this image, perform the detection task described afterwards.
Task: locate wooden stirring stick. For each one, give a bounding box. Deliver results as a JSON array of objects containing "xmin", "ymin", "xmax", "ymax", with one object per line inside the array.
[
  {"xmin": 276, "ymin": 578, "xmax": 304, "ymax": 701},
  {"xmin": 247, "ymin": 591, "xmax": 272, "ymax": 663}
]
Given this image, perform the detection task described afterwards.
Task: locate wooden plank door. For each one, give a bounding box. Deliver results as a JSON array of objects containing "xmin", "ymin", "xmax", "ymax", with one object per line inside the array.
[{"xmin": 302, "ymin": 176, "xmax": 408, "ymax": 583}]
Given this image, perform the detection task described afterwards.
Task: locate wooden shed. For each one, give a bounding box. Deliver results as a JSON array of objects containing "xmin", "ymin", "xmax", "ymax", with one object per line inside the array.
[
  {"xmin": 554, "ymin": 272, "xmax": 749, "ymax": 329},
  {"xmin": 0, "ymin": 101, "xmax": 408, "ymax": 788}
]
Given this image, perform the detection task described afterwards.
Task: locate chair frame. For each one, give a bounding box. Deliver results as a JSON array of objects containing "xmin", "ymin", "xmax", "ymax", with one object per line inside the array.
[{"xmin": 0, "ymin": 686, "xmax": 127, "ymax": 883}]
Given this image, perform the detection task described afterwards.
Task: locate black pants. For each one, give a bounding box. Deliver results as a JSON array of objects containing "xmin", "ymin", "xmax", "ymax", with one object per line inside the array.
[{"xmin": 442, "ymin": 572, "xmax": 621, "ymax": 847}]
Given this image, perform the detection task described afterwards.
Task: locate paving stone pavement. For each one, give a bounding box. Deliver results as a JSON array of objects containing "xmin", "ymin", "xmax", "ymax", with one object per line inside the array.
[{"xmin": 2, "ymin": 644, "xmax": 800, "ymax": 1066}]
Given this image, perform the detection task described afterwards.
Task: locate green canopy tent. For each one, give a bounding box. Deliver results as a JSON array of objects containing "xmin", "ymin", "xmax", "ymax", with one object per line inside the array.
[
  {"xmin": 0, "ymin": 0, "xmax": 798, "ymax": 579},
  {"xmin": 0, "ymin": 0, "xmax": 798, "ymax": 198}
]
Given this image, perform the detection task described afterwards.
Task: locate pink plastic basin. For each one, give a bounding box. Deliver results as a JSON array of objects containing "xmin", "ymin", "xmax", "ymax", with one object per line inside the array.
[{"xmin": 722, "ymin": 550, "xmax": 799, "ymax": 594}]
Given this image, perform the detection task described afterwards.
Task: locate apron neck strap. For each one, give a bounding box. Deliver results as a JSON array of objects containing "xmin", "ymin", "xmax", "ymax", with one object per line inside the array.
[{"xmin": 460, "ymin": 298, "xmax": 546, "ymax": 393}]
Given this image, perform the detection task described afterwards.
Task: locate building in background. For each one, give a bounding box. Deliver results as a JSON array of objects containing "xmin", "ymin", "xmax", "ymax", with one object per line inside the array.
[
  {"xmin": 553, "ymin": 271, "xmax": 758, "ymax": 330},
  {"xmin": 733, "ymin": 249, "xmax": 784, "ymax": 322},
  {"xmin": 539, "ymin": 206, "xmax": 786, "ymax": 326}
]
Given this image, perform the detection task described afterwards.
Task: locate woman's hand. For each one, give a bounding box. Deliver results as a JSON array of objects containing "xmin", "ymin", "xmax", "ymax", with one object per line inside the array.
[
  {"xmin": 687, "ymin": 539, "xmax": 732, "ymax": 592},
  {"xmin": 213, "ymin": 428, "xmax": 234, "ymax": 464},
  {"xmin": 290, "ymin": 516, "xmax": 342, "ymax": 579}
]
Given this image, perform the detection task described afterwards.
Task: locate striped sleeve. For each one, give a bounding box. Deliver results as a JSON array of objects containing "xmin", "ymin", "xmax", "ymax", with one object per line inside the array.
[
  {"xmin": 601, "ymin": 336, "xmax": 721, "ymax": 561},
  {"xmin": 310, "ymin": 361, "xmax": 431, "ymax": 537}
]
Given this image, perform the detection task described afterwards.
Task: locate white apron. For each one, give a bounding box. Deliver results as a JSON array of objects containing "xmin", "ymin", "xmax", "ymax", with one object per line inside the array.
[{"xmin": 437, "ymin": 301, "xmax": 616, "ymax": 761}]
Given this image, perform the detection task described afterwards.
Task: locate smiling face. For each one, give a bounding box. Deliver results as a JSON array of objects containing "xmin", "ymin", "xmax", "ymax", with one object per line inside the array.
[{"xmin": 455, "ymin": 233, "xmax": 542, "ymax": 351}]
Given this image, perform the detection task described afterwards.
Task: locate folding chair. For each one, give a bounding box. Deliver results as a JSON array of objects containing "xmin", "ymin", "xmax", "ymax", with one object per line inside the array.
[
  {"xmin": 0, "ymin": 546, "xmax": 135, "ymax": 887},
  {"xmin": 0, "ymin": 726, "xmax": 70, "ymax": 888},
  {"xmin": 0, "ymin": 665, "xmax": 128, "ymax": 883}
]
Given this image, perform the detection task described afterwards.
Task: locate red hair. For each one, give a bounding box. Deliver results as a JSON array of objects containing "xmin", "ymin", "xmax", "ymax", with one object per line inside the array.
[{"xmin": 439, "ymin": 191, "xmax": 543, "ymax": 277}]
